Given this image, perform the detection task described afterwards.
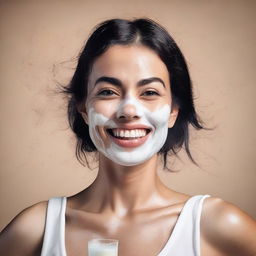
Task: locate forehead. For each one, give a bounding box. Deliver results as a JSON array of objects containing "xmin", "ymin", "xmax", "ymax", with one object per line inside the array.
[{"xmin": 89, "ymin": 45, "xmax": 170, "ymax": 84}]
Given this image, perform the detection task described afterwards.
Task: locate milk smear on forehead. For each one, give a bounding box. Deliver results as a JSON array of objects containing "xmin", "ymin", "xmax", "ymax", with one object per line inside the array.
[{"xmin": 87, "ymin": 95, "xmax": 171, "ymax": 166}]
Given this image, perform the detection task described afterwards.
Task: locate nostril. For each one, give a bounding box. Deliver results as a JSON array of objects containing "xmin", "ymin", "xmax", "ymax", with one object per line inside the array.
[{"xmin": 118, "ymin": 114, "xmax": 139, "ymax": 119}]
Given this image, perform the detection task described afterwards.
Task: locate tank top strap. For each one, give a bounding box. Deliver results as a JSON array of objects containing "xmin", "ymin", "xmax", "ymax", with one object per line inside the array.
[
  {"xmin": 158, "ymin": 194, "xmax": 210, "ymax": 256},
  {"xmin": 41, "ymin": 195, "xmax": 209, "ymax": 256},
  {"xmin": 41, "ymin": 197, "xmax": 67, "ymax": 256}
]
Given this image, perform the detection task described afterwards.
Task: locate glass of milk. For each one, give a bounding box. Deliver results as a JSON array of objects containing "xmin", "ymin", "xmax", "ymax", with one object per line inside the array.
[{"xmin": 88, "ymin": 239, "xmax": 119, "ymax": 256}]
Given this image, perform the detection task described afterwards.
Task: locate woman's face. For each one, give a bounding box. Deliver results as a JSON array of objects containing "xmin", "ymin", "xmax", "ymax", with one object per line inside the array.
[{"xmin": 81, "ymin": 45, "xmax": 178, "ymax": 166}]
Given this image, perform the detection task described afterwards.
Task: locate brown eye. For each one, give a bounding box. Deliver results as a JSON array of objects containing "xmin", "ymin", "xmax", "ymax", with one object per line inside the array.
[
  {"xmin": 141, "ymin": 90, "xmax": 160, "ymax": 96},
  {"xmin": 98, "ymin": 89, "xmax": 116, "ymax": 96}
]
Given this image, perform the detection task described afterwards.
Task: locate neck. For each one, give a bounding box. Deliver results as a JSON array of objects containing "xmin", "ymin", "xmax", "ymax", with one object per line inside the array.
[{"xmin": 85, "ymin": 154, "xmax": 172, "ymax": 217}]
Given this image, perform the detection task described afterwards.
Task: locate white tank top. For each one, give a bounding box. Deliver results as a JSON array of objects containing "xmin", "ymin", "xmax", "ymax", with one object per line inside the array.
[{"xmin": 41, "ymin": 194, "xmax": 210, "ymax": 256}]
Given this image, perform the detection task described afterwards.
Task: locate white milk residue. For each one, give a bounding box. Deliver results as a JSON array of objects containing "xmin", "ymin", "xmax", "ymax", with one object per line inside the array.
[
  {"xmin": 88, "ymin": 110, "xmax": 117, "ymax": 150},
  {"xmin": 88, "ymin": 239, "xmax": 118, "ymax": 256},
  {"xmin": 87, "ymin": 95, "xmax": 171, "ymax": 166}
]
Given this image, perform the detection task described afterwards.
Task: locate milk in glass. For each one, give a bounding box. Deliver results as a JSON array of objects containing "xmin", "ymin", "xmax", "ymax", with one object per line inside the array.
[{"xmin": 88, "ymin": 239, "xmax": 118, "ymax": 256}]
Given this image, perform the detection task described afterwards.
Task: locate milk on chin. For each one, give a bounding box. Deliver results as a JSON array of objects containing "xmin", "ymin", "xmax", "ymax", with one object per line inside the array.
[
  {"xmin": 87, "ymin": 96, "xmax": 171, "ymax": 166},
  {"xmin": 104, "ymin": 104, "xmax": 170, "ymax": 166}
]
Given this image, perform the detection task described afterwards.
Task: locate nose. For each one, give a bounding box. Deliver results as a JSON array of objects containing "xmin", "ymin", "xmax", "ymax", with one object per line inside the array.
[{"xmin": 116, "ymin": 99, "xmax": 140, "ymax": 120}]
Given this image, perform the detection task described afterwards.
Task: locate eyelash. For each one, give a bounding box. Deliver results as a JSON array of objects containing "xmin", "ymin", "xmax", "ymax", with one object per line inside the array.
[
  {"xmin": 141, "ymin": 90, "xmax": 160, "ymax": 96},
  {"xmin": 97, "ymin": 89, "xmax": 116, "ymax": 96},
  {"xmin": 97, "ymin": 89, "xmax": 160, "ymax": 97}
]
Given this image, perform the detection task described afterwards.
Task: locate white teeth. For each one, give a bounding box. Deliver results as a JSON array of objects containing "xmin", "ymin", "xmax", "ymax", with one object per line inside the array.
[
  {"xmin": 125, "ymin": 130, "xmax": 129, "ymax": 137},
  {"xmin": 111, "ymin": 129, "xmax": 147, "ymax": 138},
  {"xmin": 130, "ymin": 130, "xmax": 135, "ymax": 137}
]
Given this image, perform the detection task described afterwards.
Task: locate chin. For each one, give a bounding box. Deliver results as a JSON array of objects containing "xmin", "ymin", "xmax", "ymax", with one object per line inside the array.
[{"xmin": 103, "ymin": 151, "xmax": 155, "ymax": 167}]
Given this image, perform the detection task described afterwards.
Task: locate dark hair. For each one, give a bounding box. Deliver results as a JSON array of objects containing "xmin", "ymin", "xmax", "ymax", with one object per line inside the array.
[{"xmin": 64, "ymin": 18, "xmax": 204, "ymax": 169}]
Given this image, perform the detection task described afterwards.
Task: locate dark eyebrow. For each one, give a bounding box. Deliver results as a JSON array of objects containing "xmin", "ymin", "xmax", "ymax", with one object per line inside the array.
[
  {"xmin": 137, "ymin": 77, "xmax": 166, "ymax": 88},
  {"xmin": 94, "ymin": 76, "xmax": 122, "ymax": 87},
  {"xmin": 94, "ymin": 76, "xmax": 166, "ymax": 88}
]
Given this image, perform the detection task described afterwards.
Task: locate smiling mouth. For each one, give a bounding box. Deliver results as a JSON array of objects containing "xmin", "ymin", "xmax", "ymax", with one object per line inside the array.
[{"xmin": 106, "ymin": 128, "xmax": 151, "ymax": 140}]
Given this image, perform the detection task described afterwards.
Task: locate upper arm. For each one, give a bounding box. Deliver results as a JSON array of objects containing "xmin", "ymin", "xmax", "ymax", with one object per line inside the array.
[
  {"xmin": 0, "ymin": 201, "xmax": 48, "ymax": 256},
  {"xmin": 201, "ymin": 197, "xmax": 256, "ymax": 256}
]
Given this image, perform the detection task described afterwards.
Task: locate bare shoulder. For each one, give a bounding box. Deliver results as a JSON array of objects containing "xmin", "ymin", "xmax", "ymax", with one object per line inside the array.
[
  {"xmin": 201, "ymin": 197, "xmax": 256, "ymax": 256},
  {"xmin": 0, "ymin": 201, "xmax": 48, "ymax": 256}
]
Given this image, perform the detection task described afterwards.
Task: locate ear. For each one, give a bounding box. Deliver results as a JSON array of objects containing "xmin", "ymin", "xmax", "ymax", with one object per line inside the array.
[
  {"xmin": 168, "ymin": 105, "xmax": 179, "ymax": 128},
  {"xmin": 77, "ymin": 102, "xmax": 88, "ymax": 124}
]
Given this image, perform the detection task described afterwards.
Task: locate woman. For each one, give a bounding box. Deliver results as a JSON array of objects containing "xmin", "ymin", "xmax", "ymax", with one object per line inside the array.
[{"xmin": 0, "ymin": 18, "xmax": 255, "ymax": 256}]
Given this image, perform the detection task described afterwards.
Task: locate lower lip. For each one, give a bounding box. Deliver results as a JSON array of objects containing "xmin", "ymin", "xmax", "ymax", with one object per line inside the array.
[{"xmin": 108, "ymin": 131, "xmax": 151, "ymax": 148}]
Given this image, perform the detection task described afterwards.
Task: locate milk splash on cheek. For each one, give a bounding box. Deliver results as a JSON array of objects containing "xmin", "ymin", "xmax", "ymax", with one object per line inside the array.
[{"xmin": 87, "ymin": 97, "xmax": 171, "ymax": 166}]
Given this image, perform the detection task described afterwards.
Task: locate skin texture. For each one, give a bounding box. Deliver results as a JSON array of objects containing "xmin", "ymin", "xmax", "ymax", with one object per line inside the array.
[
  {"xmin": 84, "ymin": 45, "xmax": 174, "ymax": 166},
  {"xmin": 0, "ymin": 45, "xmax": 256, "ymax": 256}
]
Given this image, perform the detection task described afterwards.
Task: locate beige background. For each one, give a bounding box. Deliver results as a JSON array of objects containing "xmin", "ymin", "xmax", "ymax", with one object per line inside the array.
[{"xmin": 0, "ymin": 0, "xmax": 255, "ymax": 231}]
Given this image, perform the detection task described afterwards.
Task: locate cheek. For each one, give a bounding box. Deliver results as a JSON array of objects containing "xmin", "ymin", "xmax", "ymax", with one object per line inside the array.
[
  {"xmin": 142, "ymin": 94, "xmax": 172, "ymax": 113},
  {"xmin": 87, "ymin": 109, "xmax": 112, "ymax": 149},
  {"xmin": 148, "ymin": 105, "xmax": 171, "ymax": 128},
  {"xmin": 143, "ymin": 101, "xmax": 168, "ymax": 113},
  {"xmin": 91, "ymin": 101, "xmax": 118, "ymax": 120}
]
